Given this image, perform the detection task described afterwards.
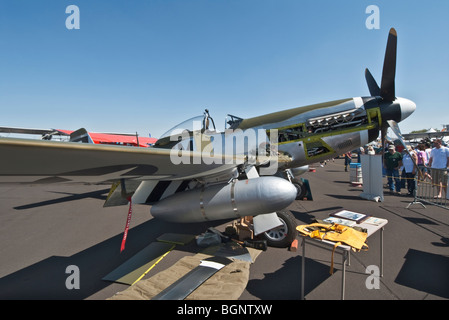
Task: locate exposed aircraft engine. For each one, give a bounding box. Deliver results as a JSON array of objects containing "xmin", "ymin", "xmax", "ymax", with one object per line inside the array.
[
  {"xmin": 150, "ymin": 176, "xmax": 297, "ymax": 223},
  {"xmin": 306, "ymin": 108, "xmax": 368, "ymax": 134}
]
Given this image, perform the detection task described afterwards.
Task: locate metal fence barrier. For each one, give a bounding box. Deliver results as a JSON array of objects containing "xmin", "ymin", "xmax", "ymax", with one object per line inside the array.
[{"xmin": 408, "ymin": 167, "xmax": 449, "ymax": 210}]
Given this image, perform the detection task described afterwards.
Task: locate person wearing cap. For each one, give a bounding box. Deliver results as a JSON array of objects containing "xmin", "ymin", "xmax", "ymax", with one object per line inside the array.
[
  {"xmin": 402, "ymin": 145, "xmax": 417, "ymax": 196},
  {"xmin": 384, "ymin": 144, "xmax": 403, "ymax": 194},
  {"xmin": 428, "ymin": 139, "xmax": 449, "ymax": 199}
]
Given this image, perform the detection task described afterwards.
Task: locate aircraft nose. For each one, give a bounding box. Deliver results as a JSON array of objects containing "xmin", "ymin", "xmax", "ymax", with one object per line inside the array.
[{"xmin": 397, "ymin": 97, "xmax": 416, "ymax": 122}]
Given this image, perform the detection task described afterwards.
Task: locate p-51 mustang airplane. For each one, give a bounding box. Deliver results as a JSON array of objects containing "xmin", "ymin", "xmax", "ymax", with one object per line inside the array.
[{"xmin": 0, "ymin": 28, "xmax": 415, "ymax": 248}]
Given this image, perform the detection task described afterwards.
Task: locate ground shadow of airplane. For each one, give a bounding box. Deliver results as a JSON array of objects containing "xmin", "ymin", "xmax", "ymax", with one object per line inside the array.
[
  {"xmin": 0, "ymin": 216, "xmax": 226, "ymax": 300},
  {"xmin": 13, "ymin": 189, "xmax": 110, "ymax": 210}
]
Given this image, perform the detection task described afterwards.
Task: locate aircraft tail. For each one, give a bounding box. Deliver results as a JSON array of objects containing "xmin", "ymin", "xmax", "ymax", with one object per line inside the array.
[{"xmin": 69, "ymin": 128, "xmax": 94, "ymax": 144}]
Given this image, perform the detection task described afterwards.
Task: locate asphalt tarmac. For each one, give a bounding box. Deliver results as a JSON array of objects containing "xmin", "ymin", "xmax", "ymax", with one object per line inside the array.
[{"xmin": 1, "ymin": 158, "xmax": 448, "ymax": 300}]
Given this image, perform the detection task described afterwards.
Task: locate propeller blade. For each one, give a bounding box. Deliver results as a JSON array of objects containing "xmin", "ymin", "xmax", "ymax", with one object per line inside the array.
[
  {"xmin": 386, "ymin": 120, "xmax": 404, "ymax": 143},
  {"xmin": 365, "ymin": 68, "xmax": 381, "ymax": 96},
  {"xmin": 380, "ymin": 28, "xmax": 397, "ymax": 102},
  {"xmin": 387, "ymin": 120, "xmax": 422, "ymax": 175},
  {"xmin": 381, "ymin": 125, "xmax": 388, "ymax": 157}
]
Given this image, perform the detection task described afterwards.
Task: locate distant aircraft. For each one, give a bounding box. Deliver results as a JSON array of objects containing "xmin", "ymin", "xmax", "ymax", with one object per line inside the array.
[
  {"xmin": 402, "ymin": 130, "xmax": 449, "ymax": 141},
  {"xmin": 0, "ymin": 127, "xmax": 156, "ymax": 147},
  {"xmin": 0, "ymin": 28, "xmax": 415, "ymax": 248}
]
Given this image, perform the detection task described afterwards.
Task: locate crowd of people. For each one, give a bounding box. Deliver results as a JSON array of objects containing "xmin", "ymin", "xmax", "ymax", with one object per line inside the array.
[
  {"xmin": 344, "ymin": 139, "xmax": 449, "ymax": 198},
  {"xmin": 381, "ymin": 139, "xmax": 449, "ymax": 198}
]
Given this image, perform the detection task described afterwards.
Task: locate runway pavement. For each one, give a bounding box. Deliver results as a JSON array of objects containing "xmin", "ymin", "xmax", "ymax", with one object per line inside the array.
[{"xmin": 0, "ymin": 158, "xmax": 448, "ymax": 300}]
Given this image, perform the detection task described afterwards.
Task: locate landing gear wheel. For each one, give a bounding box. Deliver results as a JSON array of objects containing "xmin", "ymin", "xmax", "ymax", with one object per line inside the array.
[
  {"xmin": 292, "ymin": 178, "xmax": 307, "ymax": 200},
  {"xmin": 262, "ymin": 211, "xmax": 298, "ymax": 248}
]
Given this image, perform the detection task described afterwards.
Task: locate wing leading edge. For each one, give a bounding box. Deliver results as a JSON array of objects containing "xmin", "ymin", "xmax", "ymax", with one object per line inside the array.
[{"xmin": 0, "ymin": 137, "xmax": 243, "ymax": 184}]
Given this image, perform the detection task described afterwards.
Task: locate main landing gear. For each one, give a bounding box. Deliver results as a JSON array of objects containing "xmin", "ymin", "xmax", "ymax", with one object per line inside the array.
[{"xmin": 261, "ymin": 210, "xmax": 298, "ymax": 248}]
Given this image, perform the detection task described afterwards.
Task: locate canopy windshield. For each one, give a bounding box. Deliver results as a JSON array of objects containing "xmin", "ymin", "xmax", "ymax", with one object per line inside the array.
[{"xmin": 159, "ymin": 115, "xmax": 204, "ymax": 139}]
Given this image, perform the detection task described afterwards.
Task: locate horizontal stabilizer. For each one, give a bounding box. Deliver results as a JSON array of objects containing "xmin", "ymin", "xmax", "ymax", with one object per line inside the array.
[{"xmin": 70, "ymin": 128, "xmax": 94, "ymax": 144}]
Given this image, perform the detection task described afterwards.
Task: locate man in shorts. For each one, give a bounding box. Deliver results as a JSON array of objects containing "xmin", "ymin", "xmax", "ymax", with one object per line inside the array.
[{"xmin": 428, "ymin": 139, "xmax": 449, "ymax": 199}]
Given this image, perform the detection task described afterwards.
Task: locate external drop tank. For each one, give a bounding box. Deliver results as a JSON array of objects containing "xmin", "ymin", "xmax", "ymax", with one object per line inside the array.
[{"xmin": 150, "ymin": 176, "xmax": 297, "ymax": 223}]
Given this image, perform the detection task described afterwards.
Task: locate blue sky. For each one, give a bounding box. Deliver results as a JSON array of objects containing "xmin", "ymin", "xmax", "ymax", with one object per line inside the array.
[{"xmin": 0, "ymin": 0, "xmax": 448, "ymax": 138}]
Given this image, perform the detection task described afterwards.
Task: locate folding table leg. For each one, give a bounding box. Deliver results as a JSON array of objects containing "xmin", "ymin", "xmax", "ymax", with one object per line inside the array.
[
  {"xmin": 380, "ymin": 227, "xmax": 384, "ymax": 277},
  {"xmin": 341, "ymin": 250, "xmax": 347, "ymax": 300},
  {"xmin": 301, "ymin": 237, "xmax": 306, "ymax": 300}
]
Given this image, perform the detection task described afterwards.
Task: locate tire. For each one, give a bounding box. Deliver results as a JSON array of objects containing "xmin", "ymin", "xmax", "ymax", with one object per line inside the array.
[
  {"xmin": 292, "ymin": 178, "xmax": 307, "ymax": 200},
  {"xmin": 262, "ymin": 210, "xmax": 298, "ymax": 248}
]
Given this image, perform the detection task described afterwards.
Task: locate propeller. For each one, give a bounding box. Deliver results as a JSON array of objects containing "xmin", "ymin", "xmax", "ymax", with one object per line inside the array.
[
  {"xmin": 364, "ymin": 28, "xmax": 415, "ymax": 153},
  {"xmin": 365, "ymin": 28, "xmax": 397, "ymax": 101},
  {"xmin": 380, "ymin": 125, "xmax": 388, "ymax": 157},
  {"xmin": 380, "ymin": 28, "xmax": 397, "ymax": 102},
  {"xmin": 387, "ymin": 120, "xmax": 423, "ymax": 178},
  {"xmin": 365, "ymin": 68, "xmax": 380, "ymax": 97}
]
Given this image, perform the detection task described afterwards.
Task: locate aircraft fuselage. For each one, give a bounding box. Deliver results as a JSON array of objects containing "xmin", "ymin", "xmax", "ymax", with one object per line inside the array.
[{"xmin": 165, "ymin": 95, "xmax": 415, "ymax": 172}]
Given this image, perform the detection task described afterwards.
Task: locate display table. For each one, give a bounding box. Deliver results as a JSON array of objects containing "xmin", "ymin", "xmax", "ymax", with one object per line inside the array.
[{"xmin": 299, "ymin": 216, "xmax": 388, "ymax": 300}]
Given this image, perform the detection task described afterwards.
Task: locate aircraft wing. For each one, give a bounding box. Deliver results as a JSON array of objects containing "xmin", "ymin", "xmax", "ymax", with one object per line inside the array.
[
  {"xmin": 1, "ymin": 126, "xmax": 157, "ymax": 147},
  {"xmin": 0, "ymin": 126, "xmax": 59, "ymax": 136},
  {"xmin": 402, "ymin": 131, "xmax": 449, "ymax": 140},
  {"xmin": 0, "ymin": 137, "xmax": 242, "ymax": 185}
]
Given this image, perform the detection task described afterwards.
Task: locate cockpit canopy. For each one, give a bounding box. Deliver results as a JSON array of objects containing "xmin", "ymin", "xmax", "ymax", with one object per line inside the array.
[
  {"xmin": 155, "ymin": 110, "xmax": 218, "ymax": 148},
  {"xmin": 159, "ymin": 115, "xmax": 204, "ymax": 140}
]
